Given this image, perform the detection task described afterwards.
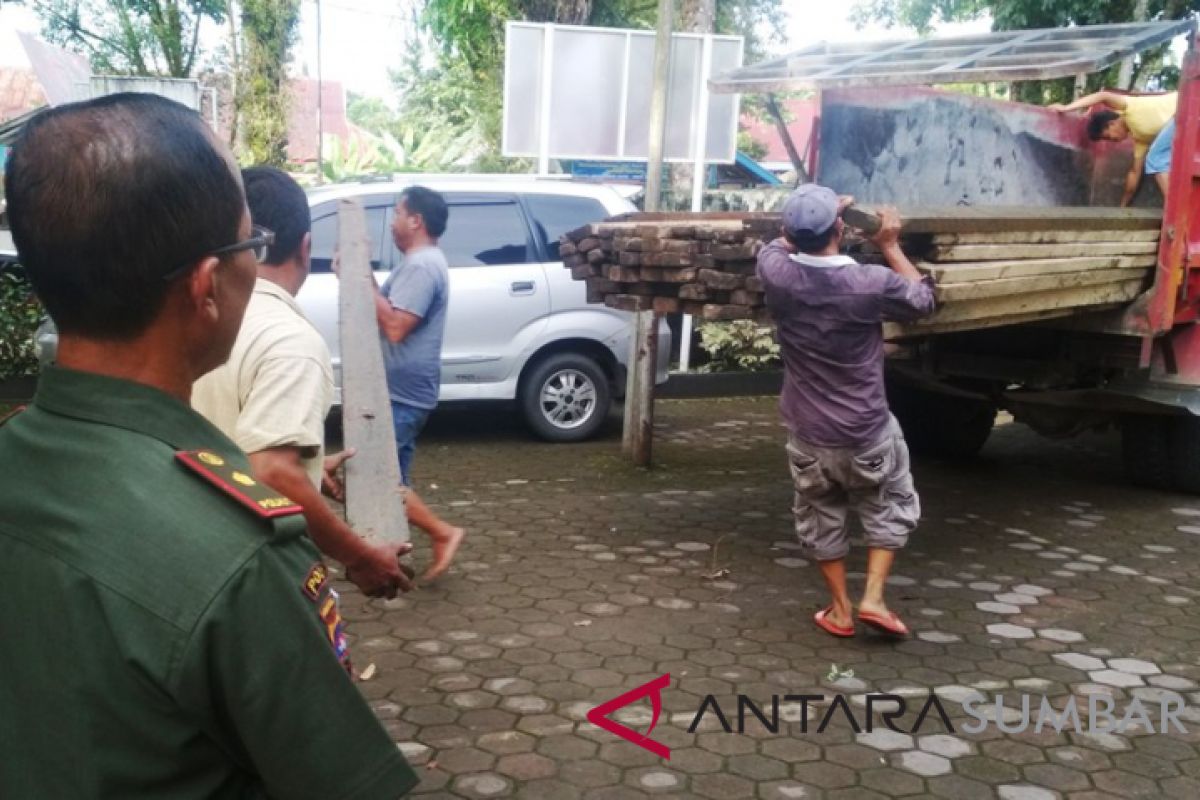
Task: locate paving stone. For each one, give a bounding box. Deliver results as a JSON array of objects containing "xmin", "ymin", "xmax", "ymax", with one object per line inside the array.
[
  {"xmin": 1020, "ymin": 764, "xmax": 1090, "ymax": 792},
  {"xmin": 858, "ymin": 729, "xmax": 916, "ymax": 752},
  {"xmin": 1053, "ymin": 653, "xmax": 1106, "ymax": 671},
  {"xmin": 988, "ymin": 623, "xmax": 1035, "ymax": 639},
  {"xmin": 496, "ymin": 752, "xmax": 558, "ymax": 781},
  {"xmin": 997, "ymin": 785, "xmax": 1059, "ymax": 800},
  {"xmin": 1088, "ymin": 670, "xmax": 1146, "ymax": 688},
  {"xmin": 1106, "ymin": 659, "xmax": 1160, "ymax": 676},
  {"xmin": 452, "ymin": 772, "xmax": 513, "ymax": 798},
  {"xmin": 791, "ymin": 762, "xmax": 858, "ymax": 789},
  {"xmin": 918, "ymin": 734, "xmax": 975, "ymax": 759},
  {"xmin": 895, "ymin": 750, "xmax": 953, "ymax": 777},
  {"xmin": 1039, "ymin": 629, "xmax": 1086, "ymax": 644}
]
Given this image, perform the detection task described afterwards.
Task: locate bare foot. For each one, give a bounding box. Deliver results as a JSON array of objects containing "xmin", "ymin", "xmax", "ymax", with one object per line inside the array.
[{"xmin": 421, "ymin": 526, "xmax": 465, "ymax": 582}]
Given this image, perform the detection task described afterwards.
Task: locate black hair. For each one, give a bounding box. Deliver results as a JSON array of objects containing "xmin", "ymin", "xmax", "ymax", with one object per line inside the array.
[
  {"xmin": 242, "ymin": 167, "xmax": 310, "ymax": 265},
  {"xmin": 1087, "ymin": 109, "xmax": 1122, "ymax": 141},
  {"xmin": 399, "ymin": 186, "xmax": 449, "ymax": 238},
  {"xmin": 4, "ymin": 92, "xmax": 244, "ymax": 339},
  {"xmin": 784, "ymin": 223, "xmax": 838, "ymax": 255}
]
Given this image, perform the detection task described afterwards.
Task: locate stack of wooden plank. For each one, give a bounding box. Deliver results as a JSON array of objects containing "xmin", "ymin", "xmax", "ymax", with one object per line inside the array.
[{"xmin": 559, "ymin": 207, "xmax": 1162, "ymax": 337}]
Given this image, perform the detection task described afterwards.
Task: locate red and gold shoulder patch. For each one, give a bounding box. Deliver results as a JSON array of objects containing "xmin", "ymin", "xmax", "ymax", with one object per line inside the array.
[
  {"xmin": 302, "ymin": 562, "xmax": 329, "ymax": 601},
  {"xmin": 0, "ymin": 405, "xmax": 26, "ymax": 427},
  {"xmin": 175, "ymin": 449, "xmax": 302, "ymax": 519}
]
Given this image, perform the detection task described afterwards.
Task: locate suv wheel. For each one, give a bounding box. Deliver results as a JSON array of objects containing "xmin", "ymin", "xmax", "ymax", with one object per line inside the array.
[{"xmin": 520, "ymin": 352, "xmax": 611, "ymax": 442}]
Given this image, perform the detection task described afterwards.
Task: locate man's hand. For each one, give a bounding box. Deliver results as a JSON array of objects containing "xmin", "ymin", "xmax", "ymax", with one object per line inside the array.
[
  {"xmin": 322, "ymin": 447, "xmax": 356, "ymax": 502},
  {"xmin": 345, "ymin": 541, "xmax": 415, "ymax": 598},
  {"xmin": 868, "ymin": 206, "xmax": 903, "ymax": 250},
  {"xmin": 1046, "ymin": 103, "xmax": 1069, "ymax": 113},
  {"xmin": 837, "ymin": 195, "xmax": 855, "ymax": 215}
]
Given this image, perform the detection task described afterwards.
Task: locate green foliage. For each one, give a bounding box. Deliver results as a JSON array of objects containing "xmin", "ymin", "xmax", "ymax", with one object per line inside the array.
[
  {"xmin": 737, "ymin": 130, "xmax": 768, "ymax": 160},
  {"xmin": 404, "ymin": 0, "xmax": 785, "ymax": 171},
  {"xmin": 31, "ymin": 0, "xmax": 225, "ymax": 77},
  {"xmin": 238, "ymin": 0, "xmax": 300, "ymax": 166},
  {"xmin": 697, "ymin": 320, "xmax": 780, "ymax": 373},
  {"xmin": 0, "ymin": 268, "xmax": 42, "ymax": 381}
]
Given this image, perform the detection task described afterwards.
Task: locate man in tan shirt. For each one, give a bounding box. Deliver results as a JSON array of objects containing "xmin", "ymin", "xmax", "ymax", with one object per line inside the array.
[{"xmin": 193, "ymin": 167, "xmax": 411, "ymax": 598}]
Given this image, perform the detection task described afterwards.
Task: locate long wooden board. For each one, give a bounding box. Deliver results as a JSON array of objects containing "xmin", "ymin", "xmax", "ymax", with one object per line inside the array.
[
  {"xmin": 337, "ymin": 199, "xmax": 409, "ymax": 545},
  {"xmin": 936, "ymin": 268, "xmax": 1153, "ymax": 302},
  {"xmin": 930, "ymin": 241, "xmax": 1159, "ymax": 262},
  {"xmin": 931, "ymin": 229, "xmax": 1161, "ymax": 246},
  {"xmin": 921, "ymin": 255, "xmax": 1155, "ymax": 283},
  {"xmin": 844, "ymin": 205, "xmax": 1162, "ymax": 235},
  {"xmin": 915, "ymin": 278, "xmax": 1147, "ymax": 326},
  {"xmin": 884, "ymin": 303, "xmax": 1128, "ymax": 339}
]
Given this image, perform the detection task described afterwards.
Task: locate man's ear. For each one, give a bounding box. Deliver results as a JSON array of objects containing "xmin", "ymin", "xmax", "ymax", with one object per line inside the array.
[
  {"xmin": 186, "ymin": 256, "xmax": 223, "ymax": 321},
  {"xmin": 299, "ymin": 231, "xmax": 313, "ymax": 265}
]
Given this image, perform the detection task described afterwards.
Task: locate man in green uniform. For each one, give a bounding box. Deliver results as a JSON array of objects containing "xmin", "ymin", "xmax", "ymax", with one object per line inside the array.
[{"xmin": 0, "ymin": 93, "xmax": 418, "ymax": 798}]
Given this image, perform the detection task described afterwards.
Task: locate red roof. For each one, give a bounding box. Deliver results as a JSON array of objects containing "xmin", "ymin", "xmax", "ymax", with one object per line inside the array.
[{"xmin": 741, "ymin": 98, "xmax": 817, "ymax": 166}]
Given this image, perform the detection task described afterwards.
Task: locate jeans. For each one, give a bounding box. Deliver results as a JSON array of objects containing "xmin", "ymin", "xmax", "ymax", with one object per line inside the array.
[
  {"xmin": 390, "ymin": 400, "xmax": 431, "ymax": 486},
  {"xmin": 1145, "ymin": 117, "xmax": 1175, "ymax": 175}
]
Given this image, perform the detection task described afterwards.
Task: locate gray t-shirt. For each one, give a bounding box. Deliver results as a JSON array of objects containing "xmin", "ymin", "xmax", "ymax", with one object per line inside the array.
[
  {"xmin": 380, "ymin": 246, "xmax": 450, "ymax": 410},
  {"xmin": 757, "ymin": 239, "xmax": 936, "ymax": 448}
]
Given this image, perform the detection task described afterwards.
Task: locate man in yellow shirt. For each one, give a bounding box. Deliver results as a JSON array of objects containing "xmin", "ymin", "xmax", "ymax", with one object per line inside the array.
[{"xmin": 1049, "ymin": 90, "xmax": 1177, "ymax": 206}]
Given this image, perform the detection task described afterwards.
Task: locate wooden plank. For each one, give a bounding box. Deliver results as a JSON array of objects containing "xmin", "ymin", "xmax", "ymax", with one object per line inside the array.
[
  {"xmin": 931, "ymin": 229, "xmax": 1161, "ymax": 245},
  {"xmin": 917, "ymin": 278, "xmax": 1147, "ymax": 326},
  {"xmin": 923, "ymin": 255, "xmax": 1154, "ymax": 283},
  {"xmin": 884, "ymin": 303, "xmax": 1127, "ymax": 339},
  {"xmin": 621, "ymin": 311, "xmax": 658, "ymax": 467},
  {"xmin": 930, "ymin": 241, "xmax": 1158, "ymax": 262},
  {"xmin": 844, "ymin": 204, "xmax": 1162, "ymax": 235},
  {"xmin": 921, "ymin": 255, "xmax": 1155, "ymax": 282},
  {"xmin": 337, "ymin": 199, "xmax": 409, "ymax": 545},
  {"xmin": 936, "ymin": 267, "xmax": 1153, "ymax": 302}
]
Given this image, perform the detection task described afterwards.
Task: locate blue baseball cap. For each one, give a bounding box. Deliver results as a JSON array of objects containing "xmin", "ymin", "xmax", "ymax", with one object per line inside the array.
[{"xmin": 782, "ymin": 183, "xmax": 839, "ymax": 238}]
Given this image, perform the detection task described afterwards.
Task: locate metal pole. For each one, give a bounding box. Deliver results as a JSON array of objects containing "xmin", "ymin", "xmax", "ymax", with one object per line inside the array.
[
  {"xmin": 623, "ymin": 0, "xmax": 672, "ymax": 464},
  {"xmin": 679, "ymin": 34, "xmax": 713, "ymax": 374},
  {"xmin": 316, "ymin": 0, "xmax": 324, "ymax": 183},
  {"xmin": 537, "ymin": 25, "xmax": 555, "ymax": 176}
]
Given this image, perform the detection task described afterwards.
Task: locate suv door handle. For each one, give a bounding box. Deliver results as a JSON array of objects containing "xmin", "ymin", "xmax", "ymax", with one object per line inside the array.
[{"xmin": 510, "ymin": 281, "xmax": 536, "ymax": 296}]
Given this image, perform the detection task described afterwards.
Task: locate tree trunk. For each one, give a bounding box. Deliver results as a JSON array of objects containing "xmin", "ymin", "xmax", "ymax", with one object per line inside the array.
[{"xmin": 554, "ymin": 0, "xmax": 592, "ymax": 24}]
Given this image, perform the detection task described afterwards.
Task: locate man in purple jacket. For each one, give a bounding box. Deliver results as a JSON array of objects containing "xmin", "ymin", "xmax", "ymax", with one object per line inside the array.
[{"xmin": 757, "ymin": 184, "xmax": 936, "ymax": 639}]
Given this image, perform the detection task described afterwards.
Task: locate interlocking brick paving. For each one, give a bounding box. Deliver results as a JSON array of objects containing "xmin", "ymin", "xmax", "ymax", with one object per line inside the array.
[{"xmin": 329, "ymin": 397, "xmax": 1200, "ymax": 798}]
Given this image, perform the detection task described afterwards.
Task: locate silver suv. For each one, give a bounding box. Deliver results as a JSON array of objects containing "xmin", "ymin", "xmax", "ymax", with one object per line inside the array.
[
  {"xmin": 301, "ymin": 177, "xmax": 670, "ymax": 441},
  {"xmin": 32, "ymin": 178, "xmax": 669, "ymax": 442}
]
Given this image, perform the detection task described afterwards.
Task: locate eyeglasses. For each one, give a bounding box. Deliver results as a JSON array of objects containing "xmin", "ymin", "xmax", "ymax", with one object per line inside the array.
[{"xmin": 163, "ymin": 225, "xmax": 276, "ymax": 282}]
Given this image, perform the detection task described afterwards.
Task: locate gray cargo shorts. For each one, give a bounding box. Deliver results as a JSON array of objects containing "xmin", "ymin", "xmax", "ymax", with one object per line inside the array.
[{"xmin": 786, "ymin": 418, "xmax": 921, "ymax": 562}]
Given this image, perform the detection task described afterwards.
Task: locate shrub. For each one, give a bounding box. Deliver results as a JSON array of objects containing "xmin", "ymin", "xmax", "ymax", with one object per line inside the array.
[
  {"xmin": 697, "ymin": 320, "xmax": 780, "ymax": 373},
  {"xmin": 0, "ymin": 267, "xmax": 42, "ymax": 380}
]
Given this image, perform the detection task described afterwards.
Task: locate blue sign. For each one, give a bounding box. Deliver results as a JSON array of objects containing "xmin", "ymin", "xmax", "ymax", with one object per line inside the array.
[{"xmin": 568, "ymin": 160, "xmax": 647, "ymax": 181}]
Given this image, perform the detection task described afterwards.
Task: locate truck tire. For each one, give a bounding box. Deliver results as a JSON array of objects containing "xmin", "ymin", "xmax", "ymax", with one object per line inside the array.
[
  {"xmin": 519, "ymin": 352, "xmax": 612, "ymax": 443},
  {"xmin": 1167, "ymin": 416, "xmax": 1200, "ymax": 494},
  {"xmin": 1122, "ymin": 415, "xmax": 1174, "ymax": 492},
  {"xmin": 888, "ymin": 383, "xmax": 996, "ymax": 459}
]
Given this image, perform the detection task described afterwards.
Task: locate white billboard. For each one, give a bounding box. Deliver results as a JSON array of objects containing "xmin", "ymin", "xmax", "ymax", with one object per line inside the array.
[{"xmin": 503, "ymin": 22, "xmax": 743, "ymax": 164}]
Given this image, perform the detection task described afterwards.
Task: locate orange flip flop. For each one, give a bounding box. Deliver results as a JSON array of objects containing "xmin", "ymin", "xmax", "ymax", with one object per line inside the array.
[
  {"xmin": 814, "ymin": 607, "xmax": 856, "ymax": 638},
  {"xmin": 858, "ymin": 610, "xmax": 910, "ymax": 638}
]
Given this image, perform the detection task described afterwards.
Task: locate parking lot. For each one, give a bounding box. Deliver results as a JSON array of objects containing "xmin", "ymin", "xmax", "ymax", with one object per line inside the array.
[{"xmin": 335, "ymin": 396, "xmax": 1200, "ymax": 799}]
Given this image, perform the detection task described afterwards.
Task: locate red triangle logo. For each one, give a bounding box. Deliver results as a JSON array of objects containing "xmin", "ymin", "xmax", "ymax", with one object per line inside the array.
[{"xmin": 586, "ymin": 673, "xmax": 671, "ymax": 760}]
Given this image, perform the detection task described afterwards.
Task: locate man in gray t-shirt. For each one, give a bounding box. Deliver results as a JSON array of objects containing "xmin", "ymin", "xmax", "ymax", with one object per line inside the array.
[{"xmin": 369, "ymin": 187, "xmax": 463, "ymax": 581}]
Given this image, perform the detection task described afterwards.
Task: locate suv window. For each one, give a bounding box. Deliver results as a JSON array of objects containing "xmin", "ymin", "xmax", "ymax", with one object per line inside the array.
[
  {"xmin": 525, "ymin": 194, "xmax": 609, "ymax": 261},
  {"xmin": 435, "ymin": 200, "xmax": 531, "ymax": 267},
  {"xmin": 310, "ymin": 201, "xmax": 391, "ymax": 273}
]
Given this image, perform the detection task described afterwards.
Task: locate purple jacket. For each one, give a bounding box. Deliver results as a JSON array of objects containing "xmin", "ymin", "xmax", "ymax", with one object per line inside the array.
[{"xmin": 757, "ymin": 239, "xmax": 936, "ymax": 448}]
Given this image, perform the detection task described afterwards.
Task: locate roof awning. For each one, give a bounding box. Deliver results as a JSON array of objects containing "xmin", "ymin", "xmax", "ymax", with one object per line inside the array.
[{"xmin": 709, "ymin": 19, "xmax": 1197, "ymax": 94}]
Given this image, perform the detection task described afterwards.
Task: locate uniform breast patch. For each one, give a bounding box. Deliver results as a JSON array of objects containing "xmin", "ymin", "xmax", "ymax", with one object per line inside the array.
[
  {"xmin": 175, "ymin": 450, "xmax": 303, "ymax": 519},
  {"xmin": 302, "ymin": 562, "xmax": 329, "ymax": 601},
  {"xmin": 319, "ymin": 588, "xmax": 352, "ymax": 674}
]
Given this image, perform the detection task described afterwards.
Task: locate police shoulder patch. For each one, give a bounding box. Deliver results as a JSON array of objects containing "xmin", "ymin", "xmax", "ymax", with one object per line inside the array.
[{"xmin": 175, "ymin": 449, "xmax": 303, "ymax": 519}]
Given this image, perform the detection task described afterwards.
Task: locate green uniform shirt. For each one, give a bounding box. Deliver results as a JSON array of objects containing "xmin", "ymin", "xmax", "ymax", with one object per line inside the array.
[{"xmin": 0, "ymin": 366, "xmax": 418, "ymax": 799}]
